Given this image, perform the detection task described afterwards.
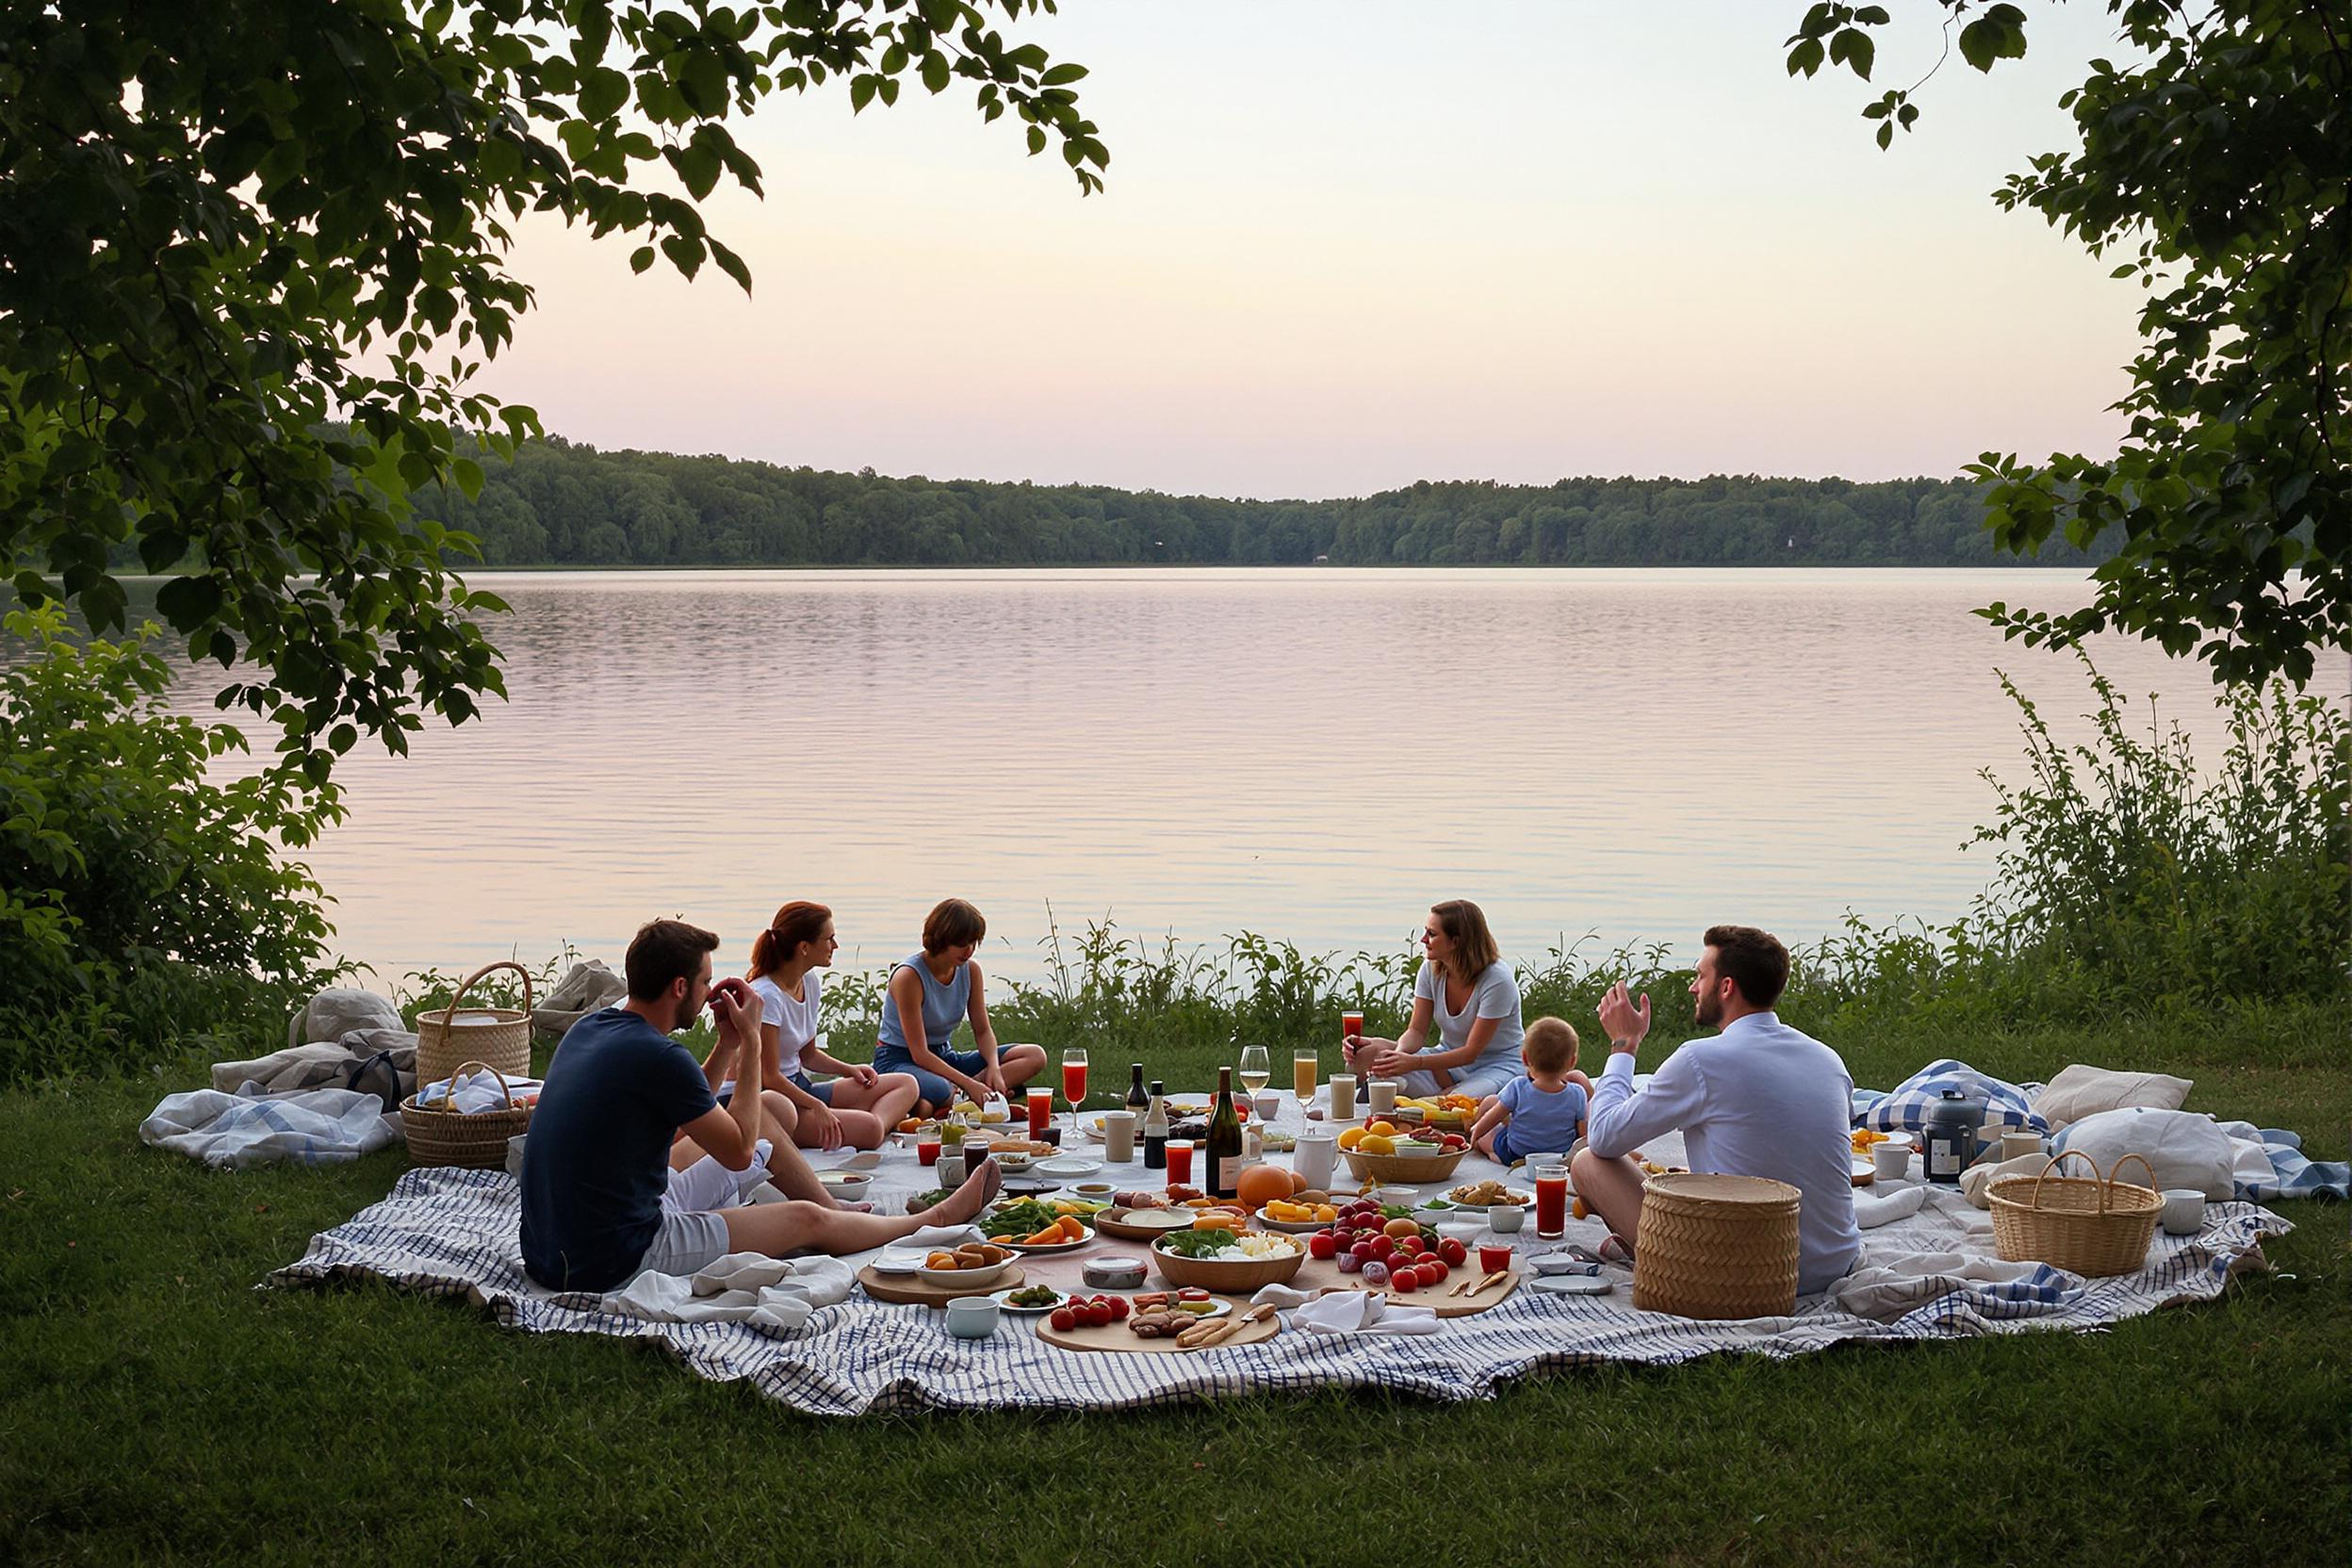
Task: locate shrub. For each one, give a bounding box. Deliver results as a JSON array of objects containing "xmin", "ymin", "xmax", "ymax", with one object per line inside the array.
[{"xmin": 0, "ymin": 608, "xmax": 347, "ymax": 1084}]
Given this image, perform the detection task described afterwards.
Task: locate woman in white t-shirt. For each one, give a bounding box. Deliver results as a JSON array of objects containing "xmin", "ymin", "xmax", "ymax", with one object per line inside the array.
[
  {"xmin": 1344, "ymin": 900, "xmax": 1530, "ymax": 1101},
  {"xmin": 743, "ymin": 902, "xmax": 921, "ymax": 1151}
]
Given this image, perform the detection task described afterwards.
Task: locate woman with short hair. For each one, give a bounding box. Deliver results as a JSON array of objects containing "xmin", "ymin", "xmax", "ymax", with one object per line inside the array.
[
  {"xmin": 1343, "ymin": 899, "xmax": 1530, "ymax": 1101},
  {"xmin": 743, "ymin": 901, "xmax": 921, "ymax": 1150},
  {"xmin": 871, "ymin": 898, "xmax": 1045, "ymax": 1115}
]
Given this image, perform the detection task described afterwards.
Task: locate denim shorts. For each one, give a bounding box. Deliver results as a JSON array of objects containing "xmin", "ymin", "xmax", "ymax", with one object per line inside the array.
[{"xmin": 872, "ymin": 1044, "xmax": 986, "ymax": 1108}]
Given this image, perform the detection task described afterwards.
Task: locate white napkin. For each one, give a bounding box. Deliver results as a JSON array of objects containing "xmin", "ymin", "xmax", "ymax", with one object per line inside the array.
[
  {"xmin": 905, "ymin": 1223, "xmax": 984, "ymax": 1248},
  {"xmin": 1251, "ymin": 1283, "xmax": 1442, "ymax": 1335},
  {"xmin": 1853, "ymin": 1183, "xmax": 1929, "ymax": 1229},
  {"xmin": 600, "ymin": 1251, "xmax": 855, "ymax": 1332}
]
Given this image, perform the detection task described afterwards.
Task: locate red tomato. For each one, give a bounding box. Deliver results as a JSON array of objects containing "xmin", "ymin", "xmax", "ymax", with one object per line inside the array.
[
  {"xmin": 1049, "ymin": 1307, "xmax": 1077, "ymax": 1332},
  {"xmin": 1309, "ymin": 1232, "xmax": 1339, "ymax": 1260},
  {"xmin": 1084, "ymin": 1299, "xmax": 1114, "ymax": 1328},
  {"xmin": 1107, "ymin": 1296, "xmax": 1130, "ymax": 1319},
  {"xmin": 1391, "ymin": 1267, "xmax": 1419, "ymax": 1293},
  {"xmin": 1437, "ymin": 1238, "xmax": 1467, "ymax": 1266},
  {"xmin": 1369, "ymin": 1235, "xmax": 1396, "ymax": 1261},
  {"xmin": 1416, "ymin": 1261, "xmax": 1445, "ymax": 1288},
  {"xmin": 1394, "ymin": 1234, "xmax": 1422, "ymax": 1257}
]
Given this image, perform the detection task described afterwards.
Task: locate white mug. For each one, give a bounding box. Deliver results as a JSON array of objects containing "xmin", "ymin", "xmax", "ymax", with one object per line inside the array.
[
  {"xmin": 1872, "ymin": 1141, "xmax": 1912, "ymax": 1182},
  {"xmin": 1102, "ymin": 1110, "xmax": 1136, "ymax": 1163},
  {"xmin": 1327, "ymin": 1074, "xmax": 1357, "ymax": 1119},
  {"xmin": 2160, "ymin": 1188, "xmax": 2207, "ymax": 1235},
  {"xmin": 1294, "ymin": 1129, "xmax": 1338, "ymax": 1189},
  {"xmin": 945, "ymin": 1296, "xmax": 1000, "ymax": 1338}
]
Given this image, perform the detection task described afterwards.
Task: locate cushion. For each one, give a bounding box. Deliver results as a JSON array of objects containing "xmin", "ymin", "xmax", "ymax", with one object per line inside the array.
[
  {"xmin": 2031, "ymin": 1064, "xmax": 2193, "ymax": 1129},
  {"xmin": 1864, "ymin": 1059, "xmax": 2048, "ymax": 1138},
  {"xmin": 2050, "ymin": 1107, "xmax": 2234, "ymax": 1201}
]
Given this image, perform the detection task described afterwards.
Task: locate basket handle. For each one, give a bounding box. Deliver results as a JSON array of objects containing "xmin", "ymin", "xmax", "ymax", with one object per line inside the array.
[
  {"xmin": 446, "ymin": 1059, "xmax": 517, "ymax": 1111},
  {"xmin": 2025, "ymin": 1150, "xmax": 2099, "ymax": 1213},
  {"xmin": 2103, "ymin": 1152, "xmax": 2158, "ymax": 1212},
  {"xmin": 437, "ymin": 960, "xmax": 536, "ymax": 1023}
]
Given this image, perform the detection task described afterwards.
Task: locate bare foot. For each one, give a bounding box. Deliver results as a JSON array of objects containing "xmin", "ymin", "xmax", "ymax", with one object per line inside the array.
[{"xmin": 931, "ymin": 1157, "xmax": 1003, "ymax": 1226}]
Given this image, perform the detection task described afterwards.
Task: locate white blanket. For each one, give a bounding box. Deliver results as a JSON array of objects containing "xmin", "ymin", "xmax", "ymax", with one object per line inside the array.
[{"xmin": 141, "ymin": 1086, "xmax": 400, "ymax": 1168}]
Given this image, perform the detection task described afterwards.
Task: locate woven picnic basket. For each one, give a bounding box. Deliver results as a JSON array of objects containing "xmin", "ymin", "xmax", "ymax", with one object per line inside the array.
[
  {"xmin": 1631, "ymin": 1172, "xmax": 1803, "ymax": 1319},
  {"xmin": 400, "ymin": 1060, "xmax": 532, "ymax": 1169},
  {"xmin": 415, "ymin": 960, "xmax": 535, "ymax": 1086},
  {"xmin": 1987, "ymin": 1151, "xmax": 2161, "ymax": 1276}
]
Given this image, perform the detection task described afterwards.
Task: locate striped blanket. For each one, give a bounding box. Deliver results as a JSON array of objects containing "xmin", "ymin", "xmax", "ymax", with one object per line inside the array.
[{"xmin": 268, "ymin": 1140, "xmax": 2293, "ymax": 1417}]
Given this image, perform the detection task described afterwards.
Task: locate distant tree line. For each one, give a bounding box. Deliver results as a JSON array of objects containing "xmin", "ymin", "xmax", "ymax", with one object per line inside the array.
[{"xmin": 396, "ymin": 436, "xmax": 2115, "ymax": 568}]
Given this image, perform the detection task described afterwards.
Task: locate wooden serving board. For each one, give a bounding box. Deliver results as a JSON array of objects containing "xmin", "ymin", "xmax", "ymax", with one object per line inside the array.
[
  {"xmin": 1036, "ymin": 1310, "xmax": 1281, "ymax": 1355},
  {"xmin": 1284, "ymin": 1255, "xmax": 1523, "ymax": 1316},
  {"xmin": 1093, "ymin": 1207, "xmax": 1200, "ymax": 1242},
  {"xmin": 858, "ymin": 1265, "xmax": 1027, "ymax": 1307}
]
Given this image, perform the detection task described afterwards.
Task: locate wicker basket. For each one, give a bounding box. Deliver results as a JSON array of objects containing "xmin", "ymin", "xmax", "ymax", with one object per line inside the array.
[
  {"xmin": 1987, "ymin": 1152, "xmax": 2161, "ymax": 1276},
  {"xmin": 415, "ymin": 961, "xmax": 535, "ymax": 1086},
  {"xmin": 400, "ymin": 1060, "xmax": 532, "ymax": 1169},
  {"xmin": 1151, "ymin": 1237, "xmax": 1307, "ymax": 1292},
  {"xmin": 1343, "ymin": 1145, "xmax": 1470, "ymax": 1185},
  {"xmin": 1631, "ymin": 1172, "xmax": 1803, "ymax": 1319}
]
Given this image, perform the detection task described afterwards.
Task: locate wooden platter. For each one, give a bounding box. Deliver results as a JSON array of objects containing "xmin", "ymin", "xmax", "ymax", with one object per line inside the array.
[
  {"xmin": 858, "ymin": 1264, "xmax": 1028, "ymax": 1307},
  {"xmin": 1284, "ymin": 1254, "xmax": 1523, "ymax": 1316},
  {"xmin": 1036, "ymin": 1308, "xmax": 1281, "ymax": 1355},
  {"xmin": 1092, "ymin": 1205, "xmax": 1199, "ymax": 1242}
]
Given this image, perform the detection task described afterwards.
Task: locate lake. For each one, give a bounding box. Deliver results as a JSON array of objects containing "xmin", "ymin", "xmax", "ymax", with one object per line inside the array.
[{"xmin": 111, "ymin": 567, "xmax": 2264, "ymax": 989}]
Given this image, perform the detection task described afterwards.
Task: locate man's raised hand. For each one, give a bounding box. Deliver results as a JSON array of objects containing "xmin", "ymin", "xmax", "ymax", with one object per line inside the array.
[{"xmin": 1597, "ymin": 982, "xmax": 1651, "ymax": 1054}]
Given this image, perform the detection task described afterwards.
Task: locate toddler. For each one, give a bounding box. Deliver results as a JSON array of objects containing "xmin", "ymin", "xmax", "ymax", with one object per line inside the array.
[{"xmin": 1472, "ymin": 1016, "xmax": 1589, "ymax": 1165}]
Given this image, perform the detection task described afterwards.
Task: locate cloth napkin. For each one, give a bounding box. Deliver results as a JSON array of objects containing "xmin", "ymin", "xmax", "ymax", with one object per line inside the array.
[
  {"xmin": 600, "ymin": 1251, "xmax": 856, "ymax": 1333},
  {"xmin": 905, "ymin": 1224, "xmax": 984, "ymax": 1248},
  {"xmin": 1853, "ymin": 1182, "xmax": 1929, "ymax": 1229},
  {"xmin": 1250, "ymin": 1283, "xmax": 1442, "ymax": 1335}
]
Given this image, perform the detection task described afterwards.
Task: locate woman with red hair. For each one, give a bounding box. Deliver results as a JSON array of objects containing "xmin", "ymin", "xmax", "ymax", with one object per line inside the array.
[{"xmin": 741, "ymin": 902, "xmax": 921, "ymax": 1150}]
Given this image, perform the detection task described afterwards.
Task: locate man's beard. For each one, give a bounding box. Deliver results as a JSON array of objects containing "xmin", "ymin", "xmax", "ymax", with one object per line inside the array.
[
  {"xmin": 672, "ymin": 991, "xmax": 701, "ymax": 1034},
  {"xmin": 1695, "ymin": 987, "xmax": 1723, "ymax": 1029}
]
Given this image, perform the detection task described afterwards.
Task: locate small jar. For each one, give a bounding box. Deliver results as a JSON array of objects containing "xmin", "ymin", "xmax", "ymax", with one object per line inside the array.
[
  {"xmin": 944, "ymin": 1296, "xmax": 1000, "ymax": 1339},
  {"xmin": 1083, "ymin": 1256, "xmax": 1148, "ymax": 1291}
]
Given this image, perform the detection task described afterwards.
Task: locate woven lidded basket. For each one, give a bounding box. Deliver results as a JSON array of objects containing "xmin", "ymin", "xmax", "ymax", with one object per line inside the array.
[
  {"xmin": 1631, "ymin": 1172, "xmax": 1803, "ymax": 1319},
  {"xmin": 1987, "ymin": 1152, "xmax": 2160, "ymax": 1277},
  {"xmin": 415, "ymin": 961, "xmax": 535, "ymax": 1086},
  {"xmin": 400, "ymin": 1060, "xmax": 532, "ymax": 1169}
]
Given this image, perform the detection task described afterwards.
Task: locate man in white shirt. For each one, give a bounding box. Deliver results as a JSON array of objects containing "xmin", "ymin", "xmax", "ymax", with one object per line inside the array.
[{"xmin": 1572, "ymin": 925, "xmax": 1860, "ymax": 1295}]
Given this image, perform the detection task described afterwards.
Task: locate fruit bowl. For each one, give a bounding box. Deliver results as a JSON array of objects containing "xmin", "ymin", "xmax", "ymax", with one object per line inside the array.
[
  {"xmin": 918, "ymin": 1256, "xmax": 1015, "ymax": 1289},
  {"xmin": 1150, "ymin": 1236, "xmax": 1306, "ymax": 1292},
  {"xmin": 1344, "ymin": 1145, "xmax": 1470, "ymax": 1184}
]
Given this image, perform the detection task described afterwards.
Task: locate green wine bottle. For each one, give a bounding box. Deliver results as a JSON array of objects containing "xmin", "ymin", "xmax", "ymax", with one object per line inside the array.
[{"xmin": 1207, "ymin": 1066, "xmax": 1243, "ymax": 1200}]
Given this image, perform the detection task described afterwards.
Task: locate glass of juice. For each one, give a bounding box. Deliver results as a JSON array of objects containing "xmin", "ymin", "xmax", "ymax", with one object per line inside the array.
[
  {"xmin": 1532, "ymin": 1162, "xmax": 1569, "ymax": 1238},
  {"xmin": 1061, "ymin": 1048, "xmax": 1088, "ymax": 1131},
  {"xmin": 1026, "ymin": 1086, "xmax": 1052, "ymax": 1138},
  {"xmin": 916, "ymin": 1137, "xmax": 941, "ymax": 1168},
  {"xmin": 1478, "ymin": 1243, "xmax": 1514, "ymax": 1275},
  {"xmin": 1166, "ymin": 1138, "xmax": 1195, "ymax": 1185},
  {"xmin": 1293, "ymin": 1050, "xmax": 1318, "ymax": 1103},
  {"xmin": 1341, "ymin": 1008, "xmax": 1364, "ymax": 1041}
]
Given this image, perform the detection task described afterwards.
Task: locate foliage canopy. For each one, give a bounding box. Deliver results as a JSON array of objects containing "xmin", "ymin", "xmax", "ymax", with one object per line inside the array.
[
  {"xmin": 1788, "ymin": 0, "xmax": 2349, "ymax": 685},
  {"xmin": 0, "ymin": 0, "xmax": 1104, "ymax": 780}
]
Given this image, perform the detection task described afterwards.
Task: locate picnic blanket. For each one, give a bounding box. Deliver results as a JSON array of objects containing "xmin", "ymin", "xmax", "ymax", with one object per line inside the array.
[
  {"xmin": 268, "ymin": 1107, "xmax": 2295, "ymax": 1416},
  {"xmin": 143, "ymin": 1086, "xmax": 401, "ymax": 1169}
]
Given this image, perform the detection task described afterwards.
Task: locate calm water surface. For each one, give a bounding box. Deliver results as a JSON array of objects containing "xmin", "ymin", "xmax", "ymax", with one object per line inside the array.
[{"xmin": 127, "ymin": 568, "xmax": 2271, "ymax": 986}]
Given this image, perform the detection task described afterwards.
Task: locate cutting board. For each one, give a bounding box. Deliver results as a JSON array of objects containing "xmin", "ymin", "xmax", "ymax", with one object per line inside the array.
[
  {"xmin": 858, "ymin": 1264, "xmax": 1027, "ymax": 1307},
  {"xmin": 1036, "ymin": 1309, "xmax": 1280, "ymax": 1355},
  {"xmin": 1284, "ymin": 1255, "xmax": 1522, "ymax": 1316}
]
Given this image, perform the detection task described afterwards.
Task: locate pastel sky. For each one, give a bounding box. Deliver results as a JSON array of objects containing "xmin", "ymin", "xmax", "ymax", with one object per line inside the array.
[{"xmin": 470, "ymin": 1, "xmax": 2145, "ymax": 501}]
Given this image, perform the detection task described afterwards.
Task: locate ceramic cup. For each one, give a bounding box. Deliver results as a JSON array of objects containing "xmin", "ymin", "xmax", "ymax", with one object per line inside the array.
[
  {"xmin": 1489, "ymin": 1201, "xmax": 1527, "ymax": 1233},
  {"xmin": 1102, "ymin": 1110, "xmax": 1135, "ymax": 1163},
  {"xmin": 1872, "ymin": 1141, "xmax": 1912, "ymax": 1182},
  {"xmin": 1294, "ymin": 1128, "xmax": 1338, "ymax": 1189},
  {"xmin": 1253, "ymin": 1089, "xmax": 1282, "ymax": 1120},
  {"xmin": 1367, "ymin": 1079, "xmax": 1399, "ymax": 1117},
  {"xmin": 1327, "ymin": 1073, "xmax": 1357, "ymax": 1119},
  {"xmin": 2001, "ymin": 1128, "xmax": 2047, "ymax": 1163},
  {"xmin": 945, "ymin": 1296, "xmax": 1000, "ymax": 1338},
  {"xmin": 2160, "ymin": 1188, "xmax": 2207, "ymax": 1235}
]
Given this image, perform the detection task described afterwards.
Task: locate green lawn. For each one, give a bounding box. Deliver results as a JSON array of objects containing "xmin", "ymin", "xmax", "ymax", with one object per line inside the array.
[{"xmin": 3, "ymin": 1006, "xmax": 2346, "ymax": 1566}]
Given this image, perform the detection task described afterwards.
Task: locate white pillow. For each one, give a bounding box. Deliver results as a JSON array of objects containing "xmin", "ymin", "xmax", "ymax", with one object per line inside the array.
[
  {"xmin": 2051, "ymin": 1107, "xmax": 2233, "ymax": 1200},
  {"xmin": 2032, "ymin": 1065, "xmax": 2193, "ymax": 1129}
]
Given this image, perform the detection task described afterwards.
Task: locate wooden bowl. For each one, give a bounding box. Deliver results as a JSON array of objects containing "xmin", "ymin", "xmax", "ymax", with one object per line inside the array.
[
  {"xmin": 1150, "ymin": 1238, "xmax": 1306, "ymax": 1292},
  {"xmin": 1344, "ymin": 1146, "xmax": 1470, "ymax": 1184}
]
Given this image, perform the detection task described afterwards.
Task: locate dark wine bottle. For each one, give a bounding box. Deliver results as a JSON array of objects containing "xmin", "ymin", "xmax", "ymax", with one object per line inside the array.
[
  {"xmin": 1142, "ymin": 1079, "xmax": 1168, "ymax": 1171},
  {"xmin": 1207, "ymin": 1066, "xmax": 1243, "ymax": 1200},
  {"xmin": 1125, "ymin": 1063, "xmax": 1149, "ymax": 1115}
]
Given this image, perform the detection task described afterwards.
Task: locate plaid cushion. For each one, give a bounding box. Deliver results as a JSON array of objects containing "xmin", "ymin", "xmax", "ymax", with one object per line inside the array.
[{"xmin": 1863, "ymin": 1059, "xmax": 2048, "ymax": 1137}]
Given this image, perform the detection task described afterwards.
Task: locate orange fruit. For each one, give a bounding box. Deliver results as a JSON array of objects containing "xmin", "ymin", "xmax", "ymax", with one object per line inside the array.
[
  {"xmin": 1237, "ymin": 1164, "xmax": 1294, "ymax": 1210},
  {"xmin": 1358, "ymin": 1135, "xmax": 1396, "ymax": 1156},
  {"xmin": 1337, "ymin": 1127, "xmax": 1368, "ymax": 1152},
  {"xmin": 1287, "ymin": 1169, "xmax": 1311, "ymax": 1196}
]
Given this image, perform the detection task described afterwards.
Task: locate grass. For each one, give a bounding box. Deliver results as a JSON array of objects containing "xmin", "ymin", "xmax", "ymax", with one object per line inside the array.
[{"xmin": 3, "ymin": 994, "xmax": 2345, "ymax": 1567}]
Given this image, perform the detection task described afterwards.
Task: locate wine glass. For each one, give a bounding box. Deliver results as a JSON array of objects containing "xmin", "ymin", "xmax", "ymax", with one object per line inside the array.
[
  {"xmin": 1237, "ymin": 1043, "xmax": 1270, "ymax": 1096},
  {"xmin": 1061, "ymin": 1046, "xmax": 1088, "ymax": 1134}
]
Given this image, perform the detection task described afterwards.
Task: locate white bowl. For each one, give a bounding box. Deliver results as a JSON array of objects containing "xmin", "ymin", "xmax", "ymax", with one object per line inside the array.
[
  {"xmin": 918, "ymin": 1257, "xmax": 1014, "ymax": 1289},
  {"xmin": 818, "ymin": 1170, "xmax": 874, "ymax": 1197}
]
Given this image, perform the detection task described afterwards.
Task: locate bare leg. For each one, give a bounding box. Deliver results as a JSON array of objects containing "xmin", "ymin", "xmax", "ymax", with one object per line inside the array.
[
  {"xmin": 993, "ymin": 1043, "xmax": 1047, "ymax": 1091},
  {"xmin": 715, "ymin": 1158, "xmax": 1003, "ymax": 1257},
  {"xmin": 820, "ymin": 1108, "xmax": 887, "ymax": 1150},
  {"xmin": 826, "ymin": 1071, "xmax": 922, "ymax": 1136},
  {"xmin": 1570, "ymin": 1147, "xmax": 1646, "ymax": 1253}
]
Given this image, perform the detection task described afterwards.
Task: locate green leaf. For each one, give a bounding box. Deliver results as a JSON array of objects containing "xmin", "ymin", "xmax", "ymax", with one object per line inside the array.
[{"xmin": 1787, "ymin": 38, "xmax": 1824, "ymax": 77}]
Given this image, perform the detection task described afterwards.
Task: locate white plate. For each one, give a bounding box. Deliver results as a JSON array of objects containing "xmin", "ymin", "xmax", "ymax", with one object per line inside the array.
[
  {"xmin": 1112, "ymin": 1208, "xmax": 1197, "ymax": 1232},
  {"xmin": 990, "ymin": 1286, "xmax": 1070, "ymax": 1315},
  {"xmin": 1036, "ymin": 1155, "xmax": 1103, "ymax": 1179},
  {"xmin": 1532, "ymin": 1274, "xmax": 1615, "ymax": 1296},
  {"xmin": 873, "ymin": 1248, "xmax": 929, "ymax": 1275}
]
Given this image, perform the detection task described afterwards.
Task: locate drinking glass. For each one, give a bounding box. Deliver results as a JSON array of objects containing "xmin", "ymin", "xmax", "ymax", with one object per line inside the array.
[
  {"xmin": 1061, "ymin": 1047, "xmax": 1088, "ymax": 1133},
  {"xmin": 1293, "ymin": 1049, "xmax": 1318, "ymax": 1104},
  {"xmin": 1236, "ymin": 1044, "xmax": 1269, "ymax": 1095}
]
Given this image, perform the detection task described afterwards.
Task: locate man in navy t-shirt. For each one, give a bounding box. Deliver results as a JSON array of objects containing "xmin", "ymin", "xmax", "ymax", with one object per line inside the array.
[{"xmin": 521, "ymin": 918, "xmax": 1002, "ymax": 1292}]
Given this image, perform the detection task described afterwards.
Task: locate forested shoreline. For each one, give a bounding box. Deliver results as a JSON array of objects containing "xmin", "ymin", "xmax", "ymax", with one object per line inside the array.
[{"xmin": 401, "ymin": 436, "xmax": 2115, "ymax": 569}]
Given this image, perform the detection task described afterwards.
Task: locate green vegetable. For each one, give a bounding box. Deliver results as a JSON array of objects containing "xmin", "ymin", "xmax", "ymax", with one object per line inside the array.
[
  {"xmin": 1156, "ymin": 1229, "xmax": 1240, "ymax": 1258},
  {"xmin": 979, "ymin": 1199, "xmax": 1096, "ymax": 1238},
  {"xmin": 1006, "ymin": 1285, "xmax": 1060, "ymax": 1308}
]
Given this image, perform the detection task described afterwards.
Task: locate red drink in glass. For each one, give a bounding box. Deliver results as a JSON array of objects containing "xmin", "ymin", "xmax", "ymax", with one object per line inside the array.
[
  {"xmin": 1026, "ymin": 1088, "xmax": 1052, "ymax": 1137},
  {"xmin": 1062, "ymin": 1061, "xmax": 1087, "ymax": 1110},
  {"xmin": 1166, "ymin": 1139, "xmax": 1195, "ymax": 1184},
  {"xmin": 916, "ymin": 1138, "xmax": 941, "ymax": 1168},
  {"xmin": 1478, "ymin": 1244, "xmax": 1513, "ymax": 1275},
  {"xmin": 1341, "ymin": 1009, "xmax": 1364, "ymax": 1040},
  {"xmin": 1534, "ymin": 1175, "xmax": 1569, "ymax": 1238}
]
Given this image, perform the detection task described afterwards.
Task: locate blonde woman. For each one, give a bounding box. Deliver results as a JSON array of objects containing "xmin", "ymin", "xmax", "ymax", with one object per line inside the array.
[{"xmin": 1344, "ymin": 899, "xmax": 1529, "ymax": 1100}]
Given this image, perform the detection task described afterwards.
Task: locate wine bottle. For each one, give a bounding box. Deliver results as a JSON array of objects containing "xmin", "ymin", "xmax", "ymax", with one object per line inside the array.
[
  {"xmin": 1207, "ymin": 1066, "xmax": 1243, "ymax": 1200},
  {"xmin": 1142, "ymin": 1078, "xmax": 1168, "ymax": 1171},
  {"xmin": 1125, "ymin": 1063, "xmax": 1149, "ymax": 1115}
]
